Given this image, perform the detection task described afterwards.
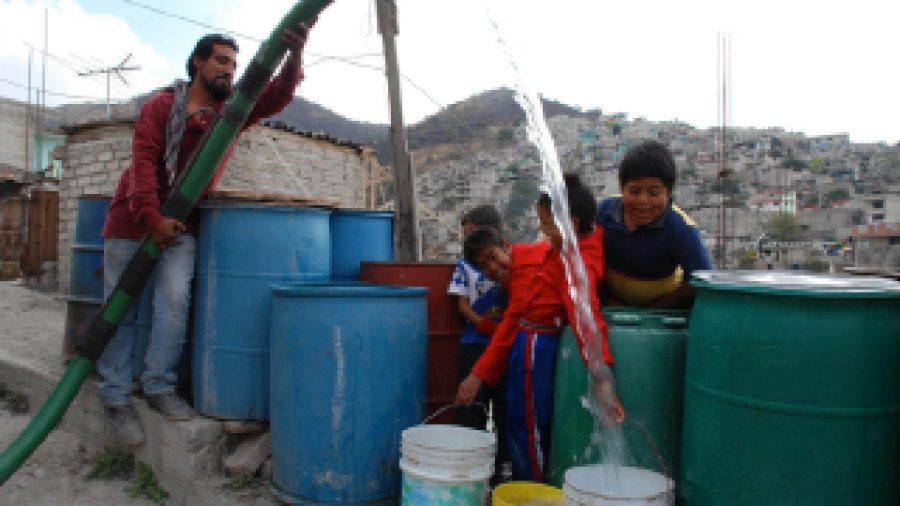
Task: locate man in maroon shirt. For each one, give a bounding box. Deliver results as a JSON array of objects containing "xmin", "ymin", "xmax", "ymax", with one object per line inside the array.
[{"xmin": 99, "ymin": 23, "xmax": 313, "ymax": 445}]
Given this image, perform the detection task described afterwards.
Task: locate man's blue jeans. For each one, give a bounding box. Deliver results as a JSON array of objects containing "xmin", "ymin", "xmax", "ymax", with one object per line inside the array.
[{"xmin": 97, "ymin": 236, "xmax": 195, "ymax": 407}]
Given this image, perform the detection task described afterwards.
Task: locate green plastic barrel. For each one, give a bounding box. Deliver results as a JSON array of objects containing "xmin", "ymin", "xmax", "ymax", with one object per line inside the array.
[
  {"xmin": 681, "ymin": 271, "xmax": 900, "ymax": 506},
  {"xmin": 548, "ymin": 308, "xmax": 689, "ymax": 487}
]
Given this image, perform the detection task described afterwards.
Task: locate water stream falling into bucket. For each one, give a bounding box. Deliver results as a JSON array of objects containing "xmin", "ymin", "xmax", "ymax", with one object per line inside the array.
[{"xmin": 485, "ymin": 12, "xmax": 626, "ymax": 471}]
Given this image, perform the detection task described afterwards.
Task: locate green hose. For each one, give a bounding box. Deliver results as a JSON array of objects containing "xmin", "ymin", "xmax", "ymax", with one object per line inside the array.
[{"xmin": 0, "ymin": 0, "xmax": 333, "ymax": 485}]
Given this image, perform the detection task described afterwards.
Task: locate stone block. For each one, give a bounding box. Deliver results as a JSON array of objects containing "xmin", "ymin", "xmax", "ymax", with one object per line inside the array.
[
  {"xmin": 223, "ymin": 432, "xmax": 271, "ymax": 476},
  {"xmin": 158, "ymin": 438, "xmax": 222, "ymax": 479},
  {"xmin": 157, "ymin": 414, "xmax": 224, "ymax": 452}
]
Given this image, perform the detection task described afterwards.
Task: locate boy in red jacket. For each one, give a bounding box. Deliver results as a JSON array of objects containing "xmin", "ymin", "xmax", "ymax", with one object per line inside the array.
[{"xmin": 455, "ymin": 173, "xmax": 623, "ymax": 482}]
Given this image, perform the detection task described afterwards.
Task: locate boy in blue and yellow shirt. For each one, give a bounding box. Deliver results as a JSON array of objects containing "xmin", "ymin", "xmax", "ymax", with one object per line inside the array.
[{"xmin": 597, "ymin": 140, "xmax": 712, "ymax": 309}]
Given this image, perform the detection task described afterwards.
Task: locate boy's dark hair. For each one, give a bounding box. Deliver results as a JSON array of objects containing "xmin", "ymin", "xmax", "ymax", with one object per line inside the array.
[
  {"xmin": 461, "ymin": 204, "xmax": 502, "ymax": 231},
  {"xmin": 187, "ymin": 34, "xmax": 239, "ymax": 81},
  {"xmin": 618, "ymin": 140, "xmax": 677, "ymax": 190},
  {"xmin": 463, "ymin": 227, "xmax": 505, "ymax": 266},
  {"xmin": 537, "ymin": 173, "xmax": 596, "ymax": 234}
]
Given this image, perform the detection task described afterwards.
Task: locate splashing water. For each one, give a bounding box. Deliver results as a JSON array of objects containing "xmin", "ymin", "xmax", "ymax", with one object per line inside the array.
[{"xmin": 486, "ymin": 14, "xmax": 625, "ymax": 469}]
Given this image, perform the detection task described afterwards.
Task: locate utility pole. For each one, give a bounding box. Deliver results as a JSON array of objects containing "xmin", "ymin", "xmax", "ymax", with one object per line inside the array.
[
  {"xmin": 77, "ymin": 53, "xmax": 139, "ymax": 120},
  {"xmin": 376, "ymin": 0, "xmax": 420, "ymax": 261},
  {"xmin": 716, "ymin": 32, "xmax": 732, "ymax": 269}
]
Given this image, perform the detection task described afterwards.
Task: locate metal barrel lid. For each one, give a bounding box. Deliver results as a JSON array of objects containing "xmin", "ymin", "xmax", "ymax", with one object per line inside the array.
[
  {"xmin": 603, "ymin": 308, "xmax": 690, "ymax": 329},
  {"xmin": 691, "ymin": 270, "xmax": 900, "ymax": 297}
]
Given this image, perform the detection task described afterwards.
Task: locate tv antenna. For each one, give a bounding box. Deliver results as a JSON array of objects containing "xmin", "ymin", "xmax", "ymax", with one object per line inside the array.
[{"xmin": 78, "ymin": 53, "xmax": 140, "ymax": 119}]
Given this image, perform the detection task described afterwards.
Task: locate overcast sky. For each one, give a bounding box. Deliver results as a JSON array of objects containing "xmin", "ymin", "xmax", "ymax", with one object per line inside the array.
[{"xmin": 1, "ymin": 0, "xmax": 898, "ymax": 144}]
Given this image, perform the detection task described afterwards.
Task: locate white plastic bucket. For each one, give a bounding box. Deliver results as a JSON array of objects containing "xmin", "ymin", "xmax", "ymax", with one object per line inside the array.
[
  {"xmin": 563, "ymin": 465, "xmax": 673, "ymax": 505},
  {"xmin": 400, "ymin": 424, "xmax": 496, "ymax": 505}
]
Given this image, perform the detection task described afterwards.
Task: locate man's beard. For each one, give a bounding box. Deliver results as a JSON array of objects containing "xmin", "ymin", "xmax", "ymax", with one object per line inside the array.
[{"xmin": 202, "ymin": 75, "xmax": 232, "ymax": 101}]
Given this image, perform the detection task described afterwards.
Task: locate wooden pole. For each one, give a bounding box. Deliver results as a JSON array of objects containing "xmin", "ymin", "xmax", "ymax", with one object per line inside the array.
[{"xmin": 376, "ymin": 0, "xmax": 419, "ymax": 261}]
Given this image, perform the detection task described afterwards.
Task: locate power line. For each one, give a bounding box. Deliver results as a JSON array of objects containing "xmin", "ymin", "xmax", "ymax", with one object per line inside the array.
[
  {"xmin": 121, "ymin": 0, "xmax": 388, "ymax": 67},
  {"xmin": 121, "ymin": 0, "xmax": 263, "ymax": 43},
  {"xmin": 113, "ymin": 0, "xmax": 478, "ymax": 138},
  {"xmin": 0, "ymin": 76, "xmax": 120, "ymax": 101}
]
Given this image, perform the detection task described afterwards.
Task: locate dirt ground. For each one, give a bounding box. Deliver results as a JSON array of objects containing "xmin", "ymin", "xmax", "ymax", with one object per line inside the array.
[
  {"xmin": 0, "ymin": 409, "xmax": 140, "ymax": 505},
  {"xmin": 0, "ymin": 280, "xmax": 66, "ymax": 377}
]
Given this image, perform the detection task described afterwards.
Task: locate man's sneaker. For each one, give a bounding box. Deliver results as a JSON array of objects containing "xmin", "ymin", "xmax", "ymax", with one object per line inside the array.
[
  {"xmin": 145, "ymin": 393, "xmax": 193, "ymax": 421},
  {"xmin": 105, "ymin": 405, "xmax": 144, "ymax": 446}
]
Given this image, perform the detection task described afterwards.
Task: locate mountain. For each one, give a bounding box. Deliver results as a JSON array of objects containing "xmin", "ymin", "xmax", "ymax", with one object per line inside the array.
[
  {"xmin": 273, "ymin": 87, "xmax": 599, "ymax": 164},
  {"xmin": 409, "ymin": 88, "xmax": 597, "ymax": 147},
  {"xmin": 270, "ymin": 98, "xmax": 388, "ymax": 146},
  {"xmin": 48, "ymin": 87, "xmax": 597, "ymax": 165}
]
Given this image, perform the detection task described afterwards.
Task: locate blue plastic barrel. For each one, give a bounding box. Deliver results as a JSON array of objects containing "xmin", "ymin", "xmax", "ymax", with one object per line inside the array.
[
  {"xmin": 74, "ymin": 195, "xmax": 111, "ymax": 244},
  {"xmin": 269, "ymin": 283, "xmax": 428, "ymax": 505},
  {"xmin": 69, "ymin": 195, "xmax": 110, "ymax": 298},
  {"xmin": 329, "ymin": 209, "xmax": 393, "ymax": 280},
  {"xmin": 192, "ymin": 202, "xmax": 331, "ymax": 420}
]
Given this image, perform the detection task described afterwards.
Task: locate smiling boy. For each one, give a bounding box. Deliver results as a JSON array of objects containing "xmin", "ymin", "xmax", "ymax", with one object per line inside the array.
[{"xmin": 596, "ymin": 140, "xmax": 712, "ymax": 308}]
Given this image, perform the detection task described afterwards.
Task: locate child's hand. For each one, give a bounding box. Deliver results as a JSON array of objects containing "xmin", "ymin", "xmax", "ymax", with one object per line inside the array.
[
  {"xmin": 611, "ymin": 392, "xmax": 626, "ymax": 423},
  {"xmin": 474, "ymin": 317, "xmax": 498, "ymax": 336},
  {"xmin": 454, "ymin": 374, "xmax": 482, "ymax": 406},
  {"xmin": 591, "ymin": 380, "xmax": 626, "ymax": 425}
]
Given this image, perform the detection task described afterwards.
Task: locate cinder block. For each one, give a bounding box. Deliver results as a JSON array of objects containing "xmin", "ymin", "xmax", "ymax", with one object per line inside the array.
[
  {"xmin": 158, "ymin": 438, "xmax": 222, "ymax": 479},
  {"xmin": 158, "ymin": 414, "xmax": 224, "ymax": 452},
  {"xmin": 223, "ymin": 432, "xmax": 271, "ymax": 476}
]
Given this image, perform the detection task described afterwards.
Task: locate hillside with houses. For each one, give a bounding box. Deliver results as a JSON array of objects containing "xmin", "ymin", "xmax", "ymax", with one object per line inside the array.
[
  {"xmin": 2, "ymin": 88, "xmax": 899, "ymax": 278},
  {"xmin": 406, "ymin": 90, "xmax": 900, "ymax": 271}
]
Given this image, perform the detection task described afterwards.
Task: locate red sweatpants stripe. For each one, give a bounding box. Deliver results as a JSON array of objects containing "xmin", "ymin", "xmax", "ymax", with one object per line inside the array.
[{"xmin": 523, "ymin": 331, "xmax": 541, "ymax": 481}]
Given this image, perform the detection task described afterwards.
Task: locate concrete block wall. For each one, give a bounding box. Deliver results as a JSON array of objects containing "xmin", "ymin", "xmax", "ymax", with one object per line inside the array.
[
  {"xmin": 219, "ymin": 126, "xmax": 370, "ymax": 208},
  {"xmin": 0, "ymin": 98, "xmax": 31, "ymax": 171},
  {"xmin": 57, "ymin": 121, "xmax": 134, "ymax": 295},
  {"xmin": 56, "ymin": 121, "xmax": 377, "ymax": 293}
]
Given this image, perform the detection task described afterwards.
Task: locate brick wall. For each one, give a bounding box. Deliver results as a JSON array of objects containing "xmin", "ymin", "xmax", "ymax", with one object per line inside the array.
[
  {"xmin": 56, "ymin": 120, "xmax": 378, "ymax": 293},
  {"xmin": 0, "ymin": 98, "xmax": 31, "ymax": 171},
  {"xmin": 219, "ymin": 126, "xmax": 373, "ymax": 208},
  {"xmin": 57, "ymin": 120, "xmax": 134, "ymax": 294}
]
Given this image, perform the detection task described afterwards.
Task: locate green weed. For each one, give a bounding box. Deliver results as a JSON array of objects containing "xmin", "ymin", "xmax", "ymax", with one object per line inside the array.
[
  {"xmin": 127, "ymin": 462, "xmax": 169, "ymax": 503},
  {"xmin": 85, "ymin": 447, "xmax": 134, "ymax": 481},
  {"xmin": 224, "ymin": 473, "xmax": 260, "ymax": 490}
]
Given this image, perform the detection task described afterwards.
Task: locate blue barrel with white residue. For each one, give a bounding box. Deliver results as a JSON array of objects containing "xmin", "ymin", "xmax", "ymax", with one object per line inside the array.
[
  {"xmin": 269, "ymin": 283, "xmax": 427, "ymax": 504},
  {"xmin": 192, "ymin": 201, "xmax": 331, "ymax": 420}
]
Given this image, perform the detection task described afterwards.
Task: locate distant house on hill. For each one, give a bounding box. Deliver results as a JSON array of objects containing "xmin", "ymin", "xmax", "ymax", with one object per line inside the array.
[{"xmin": 749, "ymin": 191, "xmax": 797, "ymax": 214}]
